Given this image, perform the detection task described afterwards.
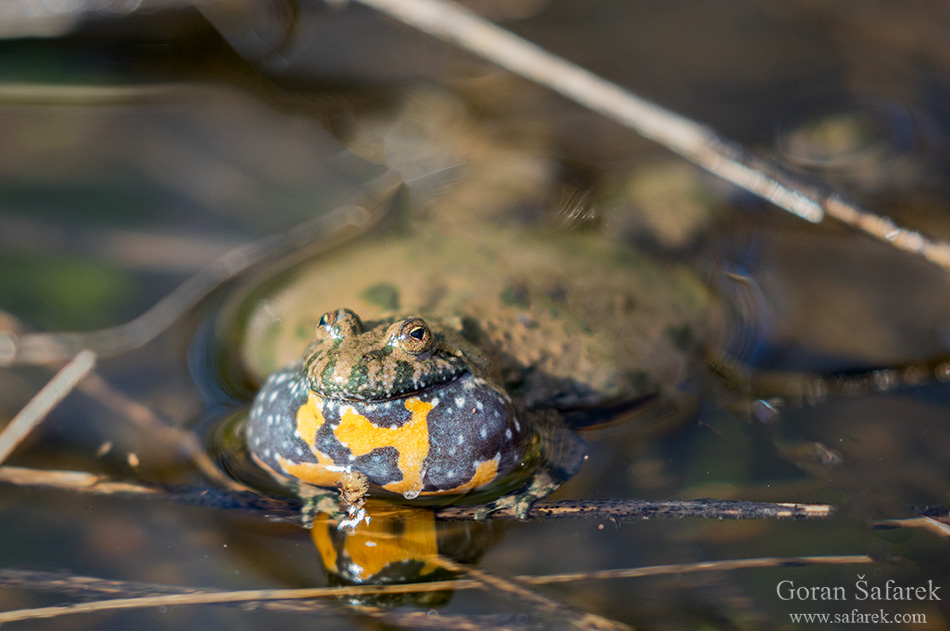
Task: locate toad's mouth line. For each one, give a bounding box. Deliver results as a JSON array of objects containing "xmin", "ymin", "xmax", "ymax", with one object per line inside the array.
[{"xmin": 312, "ymin": 369, "xmax": 473, "ymax": 403}]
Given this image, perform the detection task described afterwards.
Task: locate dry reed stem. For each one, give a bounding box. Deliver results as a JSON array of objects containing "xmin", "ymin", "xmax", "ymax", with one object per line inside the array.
[
  {"xmin": 435, "ymin": 557, "xmax": 633, "ymax": 630},
  {"xmin": 0, "ymin": 350, "xmax": 96, "ymax": 464},
  {"xmin": 0, "ymin": 555, "xmax": 873, "ymax": 625},
  {"xmin": 352, "ymin": 0, "xmax": 950, "ymax": 272}
]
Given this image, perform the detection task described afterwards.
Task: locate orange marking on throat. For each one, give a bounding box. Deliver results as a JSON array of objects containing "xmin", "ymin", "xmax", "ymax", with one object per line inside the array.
[
  {"xmin": 278, "ymin": 393, "xmax": 342, "ymax": 487},
  {"xmin": 278, "ymin": 457, "xmax": 345, "ymax": 487},
  {"xmin": 333, "ymin": 398, "xmax": 433, "ymax": 498},
  {"xmin": 438, "ymin": 455, "xmax": 500, "ymax": 495},
  {"xmin": 296, "ymin": 392, "xmax": 328, "ymax": 447}
]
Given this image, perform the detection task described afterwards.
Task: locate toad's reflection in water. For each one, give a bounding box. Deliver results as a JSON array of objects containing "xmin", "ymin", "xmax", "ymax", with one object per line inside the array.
[{"xmin": 310, "ymin": 499, "xmax": 501, "ymax": 606}]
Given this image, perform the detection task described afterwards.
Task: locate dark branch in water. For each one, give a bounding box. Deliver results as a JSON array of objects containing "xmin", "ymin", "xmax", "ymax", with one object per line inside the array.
[
  {"xmin": 439, "ymin": 497, "xmax": 834, "ymax": 521},
  {"xmin": 708, "ymin": 349, "xmax": 950, "ymax": 406},
  {"xmin": 0, "ymin": 466, "xmax": 834, "ymax": 524}
]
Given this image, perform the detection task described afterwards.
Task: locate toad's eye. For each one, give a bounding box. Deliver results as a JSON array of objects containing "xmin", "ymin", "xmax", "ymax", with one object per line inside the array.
[
  {"xmin": 317, "ymin": 311, "xmax": 335, "ymax": 329},
  {"xmin": 315, "ymin": 308, "xmax": 363, "ymax": 339},
  {"xmin": 395, "ymin": 318, "xmax": 434, "ymax": 355}
]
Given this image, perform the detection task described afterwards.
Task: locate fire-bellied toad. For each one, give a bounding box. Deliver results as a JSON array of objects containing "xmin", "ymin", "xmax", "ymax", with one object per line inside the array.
[{"xmin": 240, "ymin": 213, "xmax": 712, "ymax": 520}]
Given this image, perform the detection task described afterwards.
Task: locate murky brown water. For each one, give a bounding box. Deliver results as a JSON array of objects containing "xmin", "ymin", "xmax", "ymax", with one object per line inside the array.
[{"xmin": 2, "ymin": 2, "xmax": 950, "ymax": 629}]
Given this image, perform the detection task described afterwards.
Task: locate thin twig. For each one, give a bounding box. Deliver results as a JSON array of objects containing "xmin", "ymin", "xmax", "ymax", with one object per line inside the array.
[
  {"xmin": 0, "ymin": 466, "xmax": 174, "ymax": 497},
  {"xmin": 0, "ymin": 466, "xmax": 835, "ymax": 523},
  {"xmin": 875, "ymin": 517, "xmax": 950, "ymax": 538},
  {"xmin": 0, "ymin": 555, "xmax": 874, "ymax": 625},
  {"xmin": 0, "ymin": 554, "xmax": 877, "ymax": 598},
  {"xmin": 352, "ymin": 0, "xmax": 950, "ymax": 272},
  {"xmin": 0, "ymin": 569, "xmax": 545, "ymax": 630},
  {"xmin": 0, "ymin": 350, "xmax": 97, "ymax": 464},
  {"xmin": 1, "ymin": 308, "xmax": 242, "ymax": 489},
  {"xmin": 0, "ymin": 466, "xmax": 287, "ymax": 514},
  {"xmin": 518, "ymin": 555, "xmax": 876, "ymax": 585},
  {"xmin": 0, "ymin": 585, "xmax": 413, "ymax": 625},
  {"xmin": 435, "ymin": 557, "xmax": 633, "ymax": 631},
  {"xmin": 0, "ymin": 82, "xmax": 185, "ymax": 105},
  {"xmin": 0, "ymin": 170, "xmax": 404, "ymax": 367},
  {"xmin": 875, "ymin": 506, "xmax": 950, "ymax": 538}
]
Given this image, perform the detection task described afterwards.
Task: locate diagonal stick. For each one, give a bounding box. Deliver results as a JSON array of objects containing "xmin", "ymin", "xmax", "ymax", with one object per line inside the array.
[
  {"xmin": 352, "ymin": 0, "xmax": 950, "ymax": 271},
  {"xmin": 0, "ymin": 350, "xmax": 96, "ymax": 464}
]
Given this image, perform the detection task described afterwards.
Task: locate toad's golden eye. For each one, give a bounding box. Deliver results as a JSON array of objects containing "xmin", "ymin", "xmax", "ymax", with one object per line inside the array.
[
  {"xmin": 315, "ymin": 308, "xmax": 363, "ymax": 340},
  {"xmin": 317, "ymin": 311, "xmax": 335, "ymax": 329},
  {"xmin": 396, "ymin": 318, "xmax": 434, "ymax": 355},
  {"xmin": 314, "ymin": 311, "xmax": 339, "ymax": 341}
]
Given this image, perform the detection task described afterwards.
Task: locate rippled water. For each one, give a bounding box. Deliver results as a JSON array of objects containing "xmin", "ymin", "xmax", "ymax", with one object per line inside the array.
[{"xmin": 2, "ymin": 2, "xmax": 950, "ymax": 629}]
